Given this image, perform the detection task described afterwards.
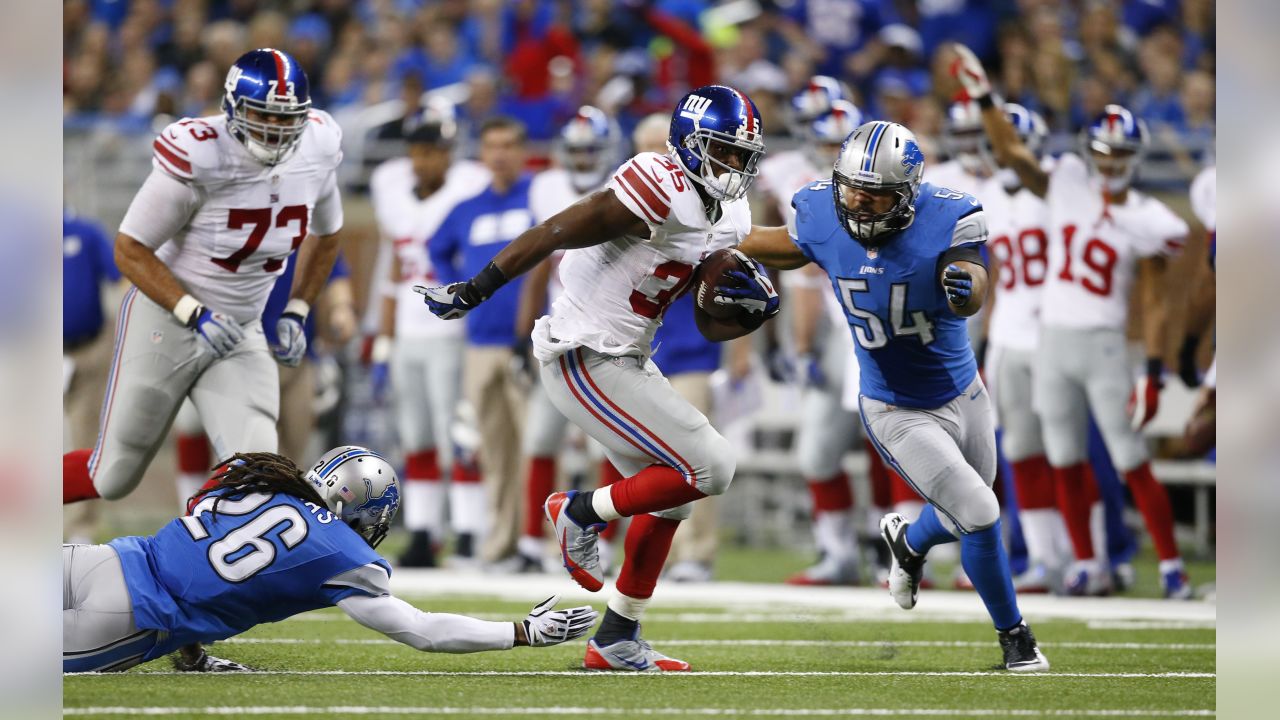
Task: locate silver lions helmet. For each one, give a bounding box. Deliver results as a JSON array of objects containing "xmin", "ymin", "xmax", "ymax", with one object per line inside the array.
[
  {"xmin": 305, "ymin": 446, "xmax": 401, "ymax": 548},
  {"xmin": 833, "ymin": 121, "xmax": 925, "ymax": 244}
]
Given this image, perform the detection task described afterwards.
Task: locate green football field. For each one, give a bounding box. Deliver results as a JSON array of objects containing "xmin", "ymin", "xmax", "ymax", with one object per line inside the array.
[{"xmin": 64, "ymin": 546, "xmax": 1216, "ymax": 719}]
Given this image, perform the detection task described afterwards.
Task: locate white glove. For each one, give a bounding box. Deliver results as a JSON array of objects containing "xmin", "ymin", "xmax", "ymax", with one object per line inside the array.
[
  {"xmin": 949, "ymin": 43, "xmax": 992, "ymax": 101},
  {"xmin": 521, "ymin": 595, "xmax": 598, "ymax": 647},
  {"xmin": 272, "ymin": 300, "xmax": 309, "ymax": 367},
  {"xmin": 193, "ymin": 308, "xmax": 246, "ymax": 359}
]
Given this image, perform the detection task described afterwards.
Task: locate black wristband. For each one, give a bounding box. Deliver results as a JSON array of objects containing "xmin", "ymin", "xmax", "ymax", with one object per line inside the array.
[
  {"xmin": 975, "ymin": 93, "xmax": 995, "ymax": 109},
  {"xmin": 1146, "ymin": 357, "xmax": 1164, "ymax": 379},
  {"xmin": 458, "ymin": 262, "xmax": 509, "ymax": 306},
  {"xmin": 185, "ymin": 304, "xmax": 206, "ymax": 329}
]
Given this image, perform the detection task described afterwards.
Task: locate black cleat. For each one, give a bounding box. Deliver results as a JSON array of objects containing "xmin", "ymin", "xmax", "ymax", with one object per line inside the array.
[
  {"xmin": 879, "ymin": 513, "xmax": 926, "ymax": 609},
  {"xmin": 397, "ymin": 530, "xmax": 438, "ymax": 568},
  {"xmin": 171, "ymin": 646, "xmax": 253, "ymax": 672},
  {"xmin": 998, "ymin": 623, "xmax": 1050, "ymax": 673}
]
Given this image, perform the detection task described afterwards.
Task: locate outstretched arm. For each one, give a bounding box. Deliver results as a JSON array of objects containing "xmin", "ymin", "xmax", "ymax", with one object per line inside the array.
[{"xmin": 737, "ymin": 225, "xmax": 811, "ymax": 270}]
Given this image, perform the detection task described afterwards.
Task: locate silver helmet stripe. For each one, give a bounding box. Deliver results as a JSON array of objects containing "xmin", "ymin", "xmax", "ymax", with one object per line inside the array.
[{"xmin": 862, "ymin": 121, "xmax": 889, "ymax": 172}]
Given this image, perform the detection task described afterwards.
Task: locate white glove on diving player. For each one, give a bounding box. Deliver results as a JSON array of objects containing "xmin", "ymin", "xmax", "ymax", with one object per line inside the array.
[{"xmin": 521, "ymin": 595, "xmax": 598, "ymax": 647}]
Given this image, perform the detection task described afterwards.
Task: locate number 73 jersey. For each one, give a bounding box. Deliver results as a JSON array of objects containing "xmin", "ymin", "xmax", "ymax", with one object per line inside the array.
[
  {"xmin": 790, "ymin": 181, "xmax": 988, "ymax": 409},
  {"xmin": 545, "ymin": 151, "xmax": 753, "ymax": 357}
]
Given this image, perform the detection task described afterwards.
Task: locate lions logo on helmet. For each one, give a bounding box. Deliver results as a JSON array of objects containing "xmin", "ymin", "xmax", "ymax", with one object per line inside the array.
[
  {"xmin": 832, "ymin": 121, "xmax": 926, "ymax": 244},
  {"xmin": 306, "ymin": 446, "xmax": 401, "ymax": 548},
  {"xmin": 223, "ymin": 48, "xmax": 312, "ymax": 166},
  {"xmin": 1082, "ymin": 104, "xmax": 1148, "ymax": 193},
  {"xmin": 668, "ymin": 85, "xmax": 766, "ymax": 202}
]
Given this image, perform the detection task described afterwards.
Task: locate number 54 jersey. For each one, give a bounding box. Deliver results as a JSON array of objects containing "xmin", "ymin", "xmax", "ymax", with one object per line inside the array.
[
  {"xmin": 121, "ymin": 112, "xmax": 345, "ymax": 324},
  {"xmin": 538, "ymin": 151, "xmax": 753, "ymax": 359},
  {"xmin": 790, "ymin": 181, "xmax": 989, "ymax": 409},
  {"xmin": 108, "ymin": 490, "xmax": 389, "ymax": 663}
]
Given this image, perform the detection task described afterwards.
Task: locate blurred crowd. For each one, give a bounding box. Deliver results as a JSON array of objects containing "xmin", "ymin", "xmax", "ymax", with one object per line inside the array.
[{"xmin": 65, "ymin": 0, "xmax": 1215, "ymax": 152}]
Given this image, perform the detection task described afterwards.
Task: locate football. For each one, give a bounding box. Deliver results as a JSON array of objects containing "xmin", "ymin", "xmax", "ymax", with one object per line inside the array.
[{"xmin": 693, "ymin": 248, "xmax": 749, "ymax": 321}]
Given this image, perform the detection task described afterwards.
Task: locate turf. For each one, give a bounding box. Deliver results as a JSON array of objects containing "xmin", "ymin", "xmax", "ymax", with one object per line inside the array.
[{"xmin": 65, "ymin": 594, "xmax": 1216, "ymax": 718}]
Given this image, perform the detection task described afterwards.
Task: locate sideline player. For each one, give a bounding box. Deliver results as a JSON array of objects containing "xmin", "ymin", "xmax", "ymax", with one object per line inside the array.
[
  {"xmin": 739, "ymin": 120, "xmax": 1050, "ymax": 672},
  {"xmin": 63, "ymin": 49, "xmax": 345, "ymax": 505},
  {"xmin": 369, "ymin": 100, "xmax": 490, "ymax": 566},
  {"xmin": 419, "ymin": 85, "xmax": 779, "ymax": 671},
  {"xmin": 63, "ymin": 447, "xmax": 597, "ymax": 672},
  {"xmin": 953, "ymin": 44, "xmax": 1193, "ymax": 598}
]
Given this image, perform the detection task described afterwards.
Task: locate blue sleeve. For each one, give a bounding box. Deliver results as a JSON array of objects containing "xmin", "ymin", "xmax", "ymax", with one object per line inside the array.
[
  {"xmin": 430, "ymin": 208, "xmax": 464, "ymax": 285},
  {"xmin": 91, "ymin": 222, "xmax": 121, "ymax": 282},
  {"xmin": 328, "ymin": 252, "xmax": 350, "ymax": 281}
]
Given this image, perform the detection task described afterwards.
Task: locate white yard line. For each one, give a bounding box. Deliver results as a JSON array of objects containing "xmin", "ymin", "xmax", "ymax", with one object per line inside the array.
[
  {"xmin": 383, "ymin": 569, "xmax": 1216, "ymax": 625},
  {"xmin": 218, "ymin": 638, "xmax": 1214, "ymax": 651},
  {"xmin": 62, "ymin": 706, "xmax": 1217, "ymax": 717},
  {"xmin": 66, "ymin": 670, "xmax": 1215, "ymax": 679}
]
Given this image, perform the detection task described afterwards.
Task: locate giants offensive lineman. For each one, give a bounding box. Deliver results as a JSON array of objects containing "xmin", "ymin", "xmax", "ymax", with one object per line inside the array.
[
  {"xmin": 63, "ymin": 49, "xmax": 345, "ymax": 506},
  {"xmin": 420, "ymin": 85, "xmax": 780, "ymax": 671},
  {"xmin": 953, "ymin": 44, "xmax": 1193, "ymax": 598},
  {"xmin": 740, "ymin": 119, "xmax": 1050, "ymax": 672}
]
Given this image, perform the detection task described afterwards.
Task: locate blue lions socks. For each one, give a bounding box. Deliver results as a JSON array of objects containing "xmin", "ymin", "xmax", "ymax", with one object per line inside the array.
[
  {"xmin": 961, "ymin": 519, "xmax": 1023, "ymax": 631},
  {"xmin": 905, "ymin": 504, "xmax": 958, "ymax": 555}
]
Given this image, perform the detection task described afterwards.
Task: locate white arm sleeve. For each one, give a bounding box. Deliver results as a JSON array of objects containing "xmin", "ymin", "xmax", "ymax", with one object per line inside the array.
[
  {"xmin": 951, "ymin": 208, "xmax": 989, "ymax": 247},
  {"xmin": 312, "ymin": 170, "xmax": 344, "ymax": 236},
  {"xmin": 118, "ymin": 169, "xmax": 201, "ymax": 250},
  {"xmin": 337, "ymin": 593, "xmax": 516, "ymax": 653}
]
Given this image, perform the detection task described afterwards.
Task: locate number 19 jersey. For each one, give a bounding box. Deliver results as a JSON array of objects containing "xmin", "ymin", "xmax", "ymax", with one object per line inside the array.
[
  {"xmin": 790, "ymin": 181, "xmax": 989, "ymax": 408},
  {"xmin": 541, "ymin": 152, "xmax": 752, "ymax": 357},
  {"xmin": 108, "ymin": 490, "xmax": 388, "ymax": 662}
]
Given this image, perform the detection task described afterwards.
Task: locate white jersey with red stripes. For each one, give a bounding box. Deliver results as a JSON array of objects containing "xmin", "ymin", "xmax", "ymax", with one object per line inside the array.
[
  {"xmin": 986, "ymin": 176, "xmax": 1052, "ymax": 352},
  {"xmin": 757, "ymin": 149, "xmax": 823, "ymax": 222},
  {"xmin": 1039, "ymin": 153, "xmax": 1189, "ymax": 330},
  {"xmin": 530, "ymin": 168, "xmax": 598, "ymax": 310},
  {"xmin": 540, "ymin": 151, "xmax": 752, "ymax": 357},
  {"xmin": 370, "ymin": 157, "xmax": 489, "ymax": 339},
  {"xmin": 128, "ymin": 112, "xmax": 344, "ymax": 323}
]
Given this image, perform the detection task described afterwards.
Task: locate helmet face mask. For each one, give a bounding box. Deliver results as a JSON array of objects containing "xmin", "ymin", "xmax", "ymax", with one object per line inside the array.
[
  {"xmin": 833, "ymin": 121, "xmax": 925, "ymax": 245},
  {"xmin": 305, "ymin": 446, "xmax": 401, "ymax": 549},
  {"xmin": 669, "ymin": 85, "xmax": 766, "ymax": 203},
  {"xmin": 805, "ymin": 100, "xmax": 863, "ymax": 171},
  {"xmin": 1082, "ymin": 104, "xmax": 1148, "ymax": 194},
  {"xmin": 943, "ymin": 101, "xmax": 991, "ymax": 177},
  {"xmin": 223, "ymin": 48, "xmax": 312, "ymax": 166},
  {"xmin": 555, "ymin": 106, "xmax": 620, "ymax": 193}
]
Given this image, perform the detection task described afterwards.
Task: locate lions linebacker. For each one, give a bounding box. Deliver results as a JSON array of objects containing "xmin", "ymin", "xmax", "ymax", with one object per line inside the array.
[
  {"xmin": 420, "ymin": 85, "xmax": 780, "ymax": 671},
  {"xmin": 740, "ymin": 120, "xmax": 1049, "ymax": 672}
]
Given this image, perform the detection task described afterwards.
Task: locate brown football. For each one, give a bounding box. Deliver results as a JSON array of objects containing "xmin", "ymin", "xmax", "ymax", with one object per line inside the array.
[{"xmin": 693, "ymin": 248, "xmax": 748, "ymax": 321}]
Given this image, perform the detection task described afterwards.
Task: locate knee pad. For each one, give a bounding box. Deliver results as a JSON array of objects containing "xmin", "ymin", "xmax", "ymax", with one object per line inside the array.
[
  {"xmin": 651, "ymin": 502, "xmax": 694, "ymax": 521},
  {"xmin": 694, "ymin": 431, "xmax": 736, "ymax": 496},
  {"xmin": 957, "ymin": 485, "xmax": 1000, "ymax": 534}
]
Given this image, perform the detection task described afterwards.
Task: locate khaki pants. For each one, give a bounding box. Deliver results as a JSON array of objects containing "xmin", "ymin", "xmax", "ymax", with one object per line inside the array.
[
  {"xmin": 64, "ymin": 330, "xmax": 114, "ymax": 541},
  {"xmin": 464, "ymin": 345, "xmax": 527, "ymax": 563},
  {"xmin": 667, "ymin": 371, "xmax": 719, "ymax": 565},
  {"xmin": 277, "ymin": 360, "xmax": 315, "ymax": 465}
]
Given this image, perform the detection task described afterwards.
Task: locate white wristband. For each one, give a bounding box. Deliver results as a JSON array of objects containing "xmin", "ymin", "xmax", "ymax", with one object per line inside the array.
[
  {"xmin": 371, "ymin": 335, "xmax": 393, "ymax": 364},
  {"xmin": 172, "ymin": 294, "xmax": 203, "ymax": 327},
  {"xmin": 284, "ymin": 298, "xmax": 311, "ymax": 320}
]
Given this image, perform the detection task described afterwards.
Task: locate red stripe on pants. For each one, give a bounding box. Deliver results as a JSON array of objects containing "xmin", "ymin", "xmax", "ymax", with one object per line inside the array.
[{"xmin": 615, "ymin": 513, "xmax": 681, "ymax": 599}]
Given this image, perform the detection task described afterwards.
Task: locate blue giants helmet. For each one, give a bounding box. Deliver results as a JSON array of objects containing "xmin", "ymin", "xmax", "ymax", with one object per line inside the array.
[
  {"xmin": 305, "ymin": 446, "xmax": 400, "ymax": 549},
  {"xmin": 790, "ymin": 75, "xmax": 853, "ymax": 134},
  {"xmin": 807, "ymin": 99, "xmax": 864, "ymax": 171},
  {"xmin": 1082, "ymin": 104, "xmax": 1149, "ymax": 193},
  {"xmin": 556, "ymin": 106, "xmax": 621, "ymax": 193},
  {"xmin": 983, "ymin": 102, "xmax": 1047, "ymax": 190},
  {"xmin": 668, "ymin": 85, "xmax": 766, "ymax": 202},
  {"xmin": 222, "ymin": 48, "xmax": 312, "ymax": 165}
]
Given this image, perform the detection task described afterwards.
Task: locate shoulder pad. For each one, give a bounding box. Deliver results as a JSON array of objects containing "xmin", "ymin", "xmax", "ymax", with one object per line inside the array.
[
  {"xmin": 152, "ymin": 116, "xmax": 223, "ymax": 183},
  {"xmin": 609, "ymin": 151, "xmax": 695, "ymax": 224},
  {"xmin": 304, "ymin": 109, "xmax": 344, "ymax": 168}
]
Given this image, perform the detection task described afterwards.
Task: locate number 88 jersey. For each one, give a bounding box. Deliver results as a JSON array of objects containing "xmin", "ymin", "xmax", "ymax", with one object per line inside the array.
[
  {"xmin": 120, "ymin": 111, "xmax": 345, "ymax": 324},
  {"xmin": 985, "ymin": 175, "xmax": 1051, "ymax": 353},
  {"xmin": 543, "ymin": 151, "xmax": 753, "ymax": 357}
]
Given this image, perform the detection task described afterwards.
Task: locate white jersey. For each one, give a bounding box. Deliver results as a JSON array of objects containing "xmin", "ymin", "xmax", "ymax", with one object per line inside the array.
[
  {"xmin": 538, "ymin": 151, "xmax": 752, "ymax": 357},
  {"xmin": 926, "ymin": 159, "xmax": 993, "ymax": 205},
  {"xmin": 529, "ymin": 168, "xmax": 596, "ymax": 308},
  {"xmin": 120, "ymin": 112, "xmax": 344, "ymax": 323},
  {"xmin": 1040, "ymin": 153, "xmax": 1189, "ymax": 330},
  {"xmin": 370, "ymin": 157, "xmax": 489, "ymax": 339},
  {"xmin": 986, "ymin": 173, "xmax": 1052, "ymax": 352},
  {"xmin": 757, "ymin": 149, "xmax": 823, "ymax": 222}
]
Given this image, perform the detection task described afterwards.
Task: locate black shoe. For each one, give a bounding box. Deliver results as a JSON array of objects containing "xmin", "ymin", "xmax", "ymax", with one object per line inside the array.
[
  {"xmin": 997, "ymin": 623, "xmax": 1050, "ymax": 672},
  {"xmin": 879, "ymin": 513, "xmax": 925, "ymax": 609},
  {"xmin": 171, "ymin": 646, "xmax": 253, "ymax": 672},
  {"xmin": 398, "ymin": 530, "xmax": 438, "ymax": 568}
]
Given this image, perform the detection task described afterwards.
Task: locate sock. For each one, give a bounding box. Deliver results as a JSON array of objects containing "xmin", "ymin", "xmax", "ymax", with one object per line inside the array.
[
  {"xmin": 1123, "ymin": 463, "xmax": 1180, "ymax": 561},
  {"xmin": 594, "ymin": 606, "xmax": 640, "ymax": 645},
  {"xmin": 606, "ymin": 465, "xmax": 706, "ymax": 517},
  {"xmin": 812, "ymin": 510, "xmax": 857, "ymax": 562},
  {"xmin": 961, "ymin": 520, "xmax": 1023, "ymax": 632},
  {"xmin": 567, "ymin": 490, "xmax": 606, "ymax": 527},
  {"xmin": 615, "ymin": 513, "xmax": 680, "ymax": 600},
  {"xmin": 1089, "ymin": 501, "xmax": 1109, "ymax": 569},
  {"xmin": 455, "ymin": 532, "xmax": 474, "ymax": 558},
  {"xmin": 1019, "ymin": 509, "xmax": 1063, "ymax": 569},
  {"xmin": 449, "ymin": 481, "xmax": 486, "ymax": 536},
  {"xmin": 524, "ymin": 457, "xmax": 557, "ymax": 538},
  {"xmin": 1052, "ymin": 462, "xmax": 1098, "ymax": 560},
  {"xmin": 1012, "ymin": 456, "xmax": 1062, "ymax": 568},
  {"xmin": 403, "ymin": 450, "xmax": 446, "ymax": 534},
  {"xmin": 451, "ymin": 454, "xmax": 482, "ymax": 484},
  {"xmin": 905, "ymin": 504, "xmax": 958, "ymax": 555},
  {"xmin": 597, "ymin": 461, "xmax": 624, "ymax": 541},
  {"xmin": 64, "ymin": 449, "xmax": 98, "ymax": 504},
  {"xmin": 1011, "ymin": 456, "xmax": 1055, "ymax": 508},
  {"xmin": 865, "ymin": 439, "xmax": 894, "ymax": 509},
  {"xmin": 808, "ymin": 472, "xmax": 854, "ymax": 512}
]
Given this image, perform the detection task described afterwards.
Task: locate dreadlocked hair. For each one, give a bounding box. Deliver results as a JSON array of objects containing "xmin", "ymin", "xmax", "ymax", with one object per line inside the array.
[{"xmin": 197, "ymin": 452, "xmax": 327, "ymax": 518}]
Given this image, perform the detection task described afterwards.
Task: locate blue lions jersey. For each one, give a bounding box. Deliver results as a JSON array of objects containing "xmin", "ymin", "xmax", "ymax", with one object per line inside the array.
[
  {"xmin": 109, "ymin": 490, "xmax": 389, "ymax": 661},
  {"xmin": 790, "ymin": 181, "xmax": 987, "ymax": 408}
]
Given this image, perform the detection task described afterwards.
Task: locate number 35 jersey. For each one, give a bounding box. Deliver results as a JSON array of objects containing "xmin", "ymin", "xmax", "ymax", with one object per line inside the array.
[
  {"xmin": 119, "ymin": 112, "xmax": 345, "ymax": 324},
  {"xmin": 790, "ymin": 181, "xmax": 989, "ymax": 409},
  {"xmin": 541, "ymin": 151, "xmax": 752, "ymax": 358},
  {"xmin": 109, "ymin": 489, "xmax": 389, "ymax": 663},
  {"xmin": 1039, "ymin": 153, "xmax": 1187, "ymax": 331}
]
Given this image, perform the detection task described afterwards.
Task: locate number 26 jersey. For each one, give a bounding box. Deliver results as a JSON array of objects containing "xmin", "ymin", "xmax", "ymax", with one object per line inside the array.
[
  {"xmin": 541, "ymin": 151, "xmax": 753, "ymax": 358},
  {"xmin": 790, "ymin": 181, "xmax": 989, "ymax": 409}
]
